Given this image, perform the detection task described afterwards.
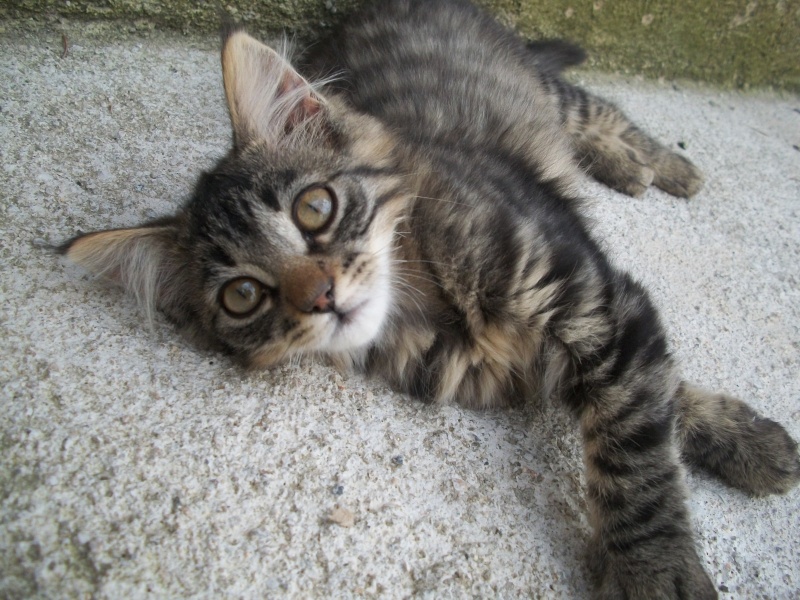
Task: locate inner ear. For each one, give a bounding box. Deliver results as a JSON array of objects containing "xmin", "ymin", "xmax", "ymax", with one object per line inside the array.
[
  {"xmin": 221, "ymin": 31, "xmax": 323, "ymax": 148},
  {"xmin": 59, "ymin": 222, "xmax": 180, "ymax": 324}
]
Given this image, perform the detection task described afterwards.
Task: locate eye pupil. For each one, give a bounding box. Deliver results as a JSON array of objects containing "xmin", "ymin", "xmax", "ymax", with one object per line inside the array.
[
  {"xmin": 221, "ymin": 277, "xmax": 265, "ymax": 317},
  {"xmin": 294, "ymin": 186, "xmax": 335, "ymax": 233}
]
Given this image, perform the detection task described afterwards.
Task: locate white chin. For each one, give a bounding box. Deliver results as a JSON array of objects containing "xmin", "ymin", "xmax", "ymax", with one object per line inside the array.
[{"xmin": 323, "ymin": 290, "xmax": 391, "ymax": 353}]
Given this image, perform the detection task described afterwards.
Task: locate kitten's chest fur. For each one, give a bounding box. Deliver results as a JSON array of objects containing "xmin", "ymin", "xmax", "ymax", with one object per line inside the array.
[
  {"xmin": 359, "ymin": 175, "xmax": 600, "ymax": 410},
  {"xmin": 367, "ymin": 254, "xmax": 550, "ymax": 410}
]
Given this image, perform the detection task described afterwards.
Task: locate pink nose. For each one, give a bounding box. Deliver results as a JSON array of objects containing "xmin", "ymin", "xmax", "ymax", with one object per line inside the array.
[
  {"xmin": 282, "ymin": 259, "xmax": 335, "ymax": 313},
  {"xmin": 309, "ymin": 280, "xmax": 334, "ymax": 313}
]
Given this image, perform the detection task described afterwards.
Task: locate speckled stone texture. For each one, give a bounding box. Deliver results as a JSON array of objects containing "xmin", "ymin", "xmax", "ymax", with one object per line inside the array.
[{"xmin": 1, "ymin": 25, "xmax": 799, "ymax": 599}]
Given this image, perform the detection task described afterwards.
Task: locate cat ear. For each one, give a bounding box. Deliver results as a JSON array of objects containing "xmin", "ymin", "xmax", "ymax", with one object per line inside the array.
[
  {"xmin": 59, "ymin": 221, "xmax": 180, "ymax": 325},
  {"xmin": 221, "ymin": 30, "xmax": 324, "ymax": 148}
]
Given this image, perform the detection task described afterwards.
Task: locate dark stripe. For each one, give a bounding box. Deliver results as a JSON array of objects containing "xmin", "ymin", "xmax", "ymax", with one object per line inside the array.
[
  {"xmin": 476, "ymin": 210, "xmax": 522, "ymax": 320},
  {"xmin": 625, "ymin": 497, "xmax": 663, "ymax": 529},
  {"xmin": 375, "ymin": 185, "xmax": 406, "ymax": 208},
  {"xmin": 605, "ymin": 304, "xmax": 663, "ymax": 384},
  {"xmin": 405, "ymin": 323, "xmax": 471, "ymax": 402},
  {"xmin": 261, "ymin": 187, "xmax": 280, "ymax": 211},
  {"xmin": 215, "ymin": 199, "xmax": 253, "ymax": 236},
  {"xmin": 578, "ymin": 90, "xmax": 591, "ymax": 125},
  {"xmin": 206, "ymin": 245, "xmax": 236, "ymax": 268},
  {"xmin": 352, "ymin": 67, "xmax": 502, "ymax": 123},
  {"xmin": 406, "ymin": 356, "xmax": 436, "ymax": 401},
  {"xmin": 238, "ymin": 195, "xmax": 256, "ymax": 219},
  {"xmin": 617, "ymin": 417, "xmax": 672, "ymax": 454},
  {"xmin": 591, "ymin": 453, "xmax": 635, "ymax": 477},
  {"xmin": 583, "ymin": 389, "xmax": 652, "ymax": 444},
  {"xmin": 608, "ymin": 521, "xmax": 682, "ymax": 554},
  {"xmin": 587, "ymin": 483, "xmax": 627, "ymax": 511},
  {"xmin": 357, "ymin": 185, "xmax": 406, "ymax": 237},
  {"xmin": 582, "ymin": 329, "xmax": 617, "ymax": 375},
  {"xmin": 200, "ymin": 171, "xmax": 253, "ymax": 198},
  {"xmin": 639, "ymin": 467, "xmax": 678, "ymax": 494},
  {"xmin": 602, "ymin": 388, "xmax": 652, "ymax": 435},
  {"xmin": 640, "ymin": 334, "xmax": 669, "ymax": 369},
  {"xmin": 333, "ymin": 165, "xmax": 401, "ymax": 179},
  {"xmin": 336, "ymin": 188, "xmax": 369, "ymax": 242}
]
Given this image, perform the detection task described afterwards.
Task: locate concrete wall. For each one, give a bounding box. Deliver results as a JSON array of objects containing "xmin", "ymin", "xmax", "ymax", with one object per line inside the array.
[{"xmin": 2, "ymin": 0, "xmax": 799, "ymax": 91}]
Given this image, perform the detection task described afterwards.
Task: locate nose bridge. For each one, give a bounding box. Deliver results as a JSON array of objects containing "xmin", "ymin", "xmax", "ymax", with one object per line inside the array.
[{"xmin": 282, "ymin": 256, "xmax": 335, "ymax": 313}]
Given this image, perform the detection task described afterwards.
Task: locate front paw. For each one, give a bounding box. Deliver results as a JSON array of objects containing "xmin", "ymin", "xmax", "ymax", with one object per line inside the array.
[
  {"xmin": 652, "ymin": 151, "xmax": 704, "ymax": 198},
  {"xmin": 591, "ymin": 537, "xmax": 718, "ymax": 599},
  {"xmin": 608, "ymin": 165, "xmax": 655, "ymax": 198},
  {"xmin": 586, "ymin": 152, "xmax": 656, "ymax": 198}
]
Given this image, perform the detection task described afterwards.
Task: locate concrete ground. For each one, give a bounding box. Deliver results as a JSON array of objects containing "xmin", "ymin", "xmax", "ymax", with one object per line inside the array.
[{"xmin": 1, "ymin": 22, "xmax": 799, "ymax": 600}]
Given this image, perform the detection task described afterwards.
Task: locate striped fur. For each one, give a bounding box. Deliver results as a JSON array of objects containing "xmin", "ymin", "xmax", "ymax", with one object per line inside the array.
[{"xmin": 60, "ymin": 1, "xmax": 799, "ymax": 597}]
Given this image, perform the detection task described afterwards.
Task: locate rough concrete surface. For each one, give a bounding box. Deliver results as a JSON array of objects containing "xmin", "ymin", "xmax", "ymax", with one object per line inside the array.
[{"xmin": 1, "ymin": 24, "xmax": 799, "ymax": 600}]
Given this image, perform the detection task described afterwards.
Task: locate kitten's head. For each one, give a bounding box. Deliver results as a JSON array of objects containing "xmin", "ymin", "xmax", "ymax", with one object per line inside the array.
[{"xmin": 61, "ymin": 31, "xmax": 409, "ymax": 367}]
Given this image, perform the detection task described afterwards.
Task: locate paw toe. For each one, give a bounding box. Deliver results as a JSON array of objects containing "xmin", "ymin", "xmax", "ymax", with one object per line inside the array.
[{"xmin": 654, "ymin": 153, "xmax": 704, "ymax": 198}]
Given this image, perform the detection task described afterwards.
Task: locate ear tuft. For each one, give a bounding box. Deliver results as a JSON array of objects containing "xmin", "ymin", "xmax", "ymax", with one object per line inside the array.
[
  {"xmin": 221, "ymin": 32, "xmax": 324, "ymax": 148},
  {"xmin": 61, "ymin": 224, "xmax": 179, "ymax": 326}
]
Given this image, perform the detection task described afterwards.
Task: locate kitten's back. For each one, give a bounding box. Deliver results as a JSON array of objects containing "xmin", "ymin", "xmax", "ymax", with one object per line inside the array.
[{"xmin": 310, "ymin": 0, "xmax": 579, "ymax": 194}]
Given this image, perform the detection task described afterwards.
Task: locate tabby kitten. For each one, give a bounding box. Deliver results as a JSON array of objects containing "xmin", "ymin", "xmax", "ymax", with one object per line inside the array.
[{"xmin": 60, "ymin": 0, "xmax": 800, "ymax": 597}]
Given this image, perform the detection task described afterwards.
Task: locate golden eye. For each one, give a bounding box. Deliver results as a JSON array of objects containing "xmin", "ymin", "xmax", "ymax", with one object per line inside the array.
[
  {"xmin": 293, "ymin": 186, "xmax": 336, "ymax": 233},
  {"xmin": 220, "ymin": 277, "xmax": 266, "ymax": 317}
]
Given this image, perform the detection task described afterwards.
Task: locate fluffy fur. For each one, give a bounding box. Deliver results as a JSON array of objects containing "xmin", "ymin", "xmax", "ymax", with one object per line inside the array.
[{"xmin": 60, "ymin": 1, "xmax": 799, "ymax": 597}]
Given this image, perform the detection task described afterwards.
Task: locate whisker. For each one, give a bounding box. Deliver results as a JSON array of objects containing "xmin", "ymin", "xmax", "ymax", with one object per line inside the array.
[
  {"xmin": 392, "ymin": 258, "xmax": 449, "ymax": 267},
  {"xmin": 414, "ymin": 194, "xmax": 474, "ymax": 208},
  {"xmin": 391, "ymin": 267, "xmax": 447, "ymax": 289},
  {"xmin": 390, "ymin": 284, "xmax": 427, "ymax": 316}
]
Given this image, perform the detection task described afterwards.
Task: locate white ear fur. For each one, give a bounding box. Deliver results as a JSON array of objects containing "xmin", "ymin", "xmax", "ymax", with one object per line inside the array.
[
  {"xmin": 222, "ymin": 31, "xmax": 324, "ymax": 148},
  {"xmin": 62, "ymin": 226, "xmax": 177, "ymax": 326}
]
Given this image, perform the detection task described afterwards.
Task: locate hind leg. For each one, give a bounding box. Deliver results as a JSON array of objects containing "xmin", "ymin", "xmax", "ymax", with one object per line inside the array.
[
  {"xmin": 558, "ymin": 83, "xmax": 704, "ymax": 198},
  {"xmin": 676, "ymin": 383, "xmax": 800, "ymax": 495}
]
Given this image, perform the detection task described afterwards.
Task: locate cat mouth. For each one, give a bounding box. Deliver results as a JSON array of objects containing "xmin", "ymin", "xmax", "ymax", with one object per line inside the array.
[
  {"xmin": 320, "ymin": 294, "xmax": 389, "ymax": 353},
  {"xmin": 334, "ymin": 300, "xmax": 368, "ymax": 327}
]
